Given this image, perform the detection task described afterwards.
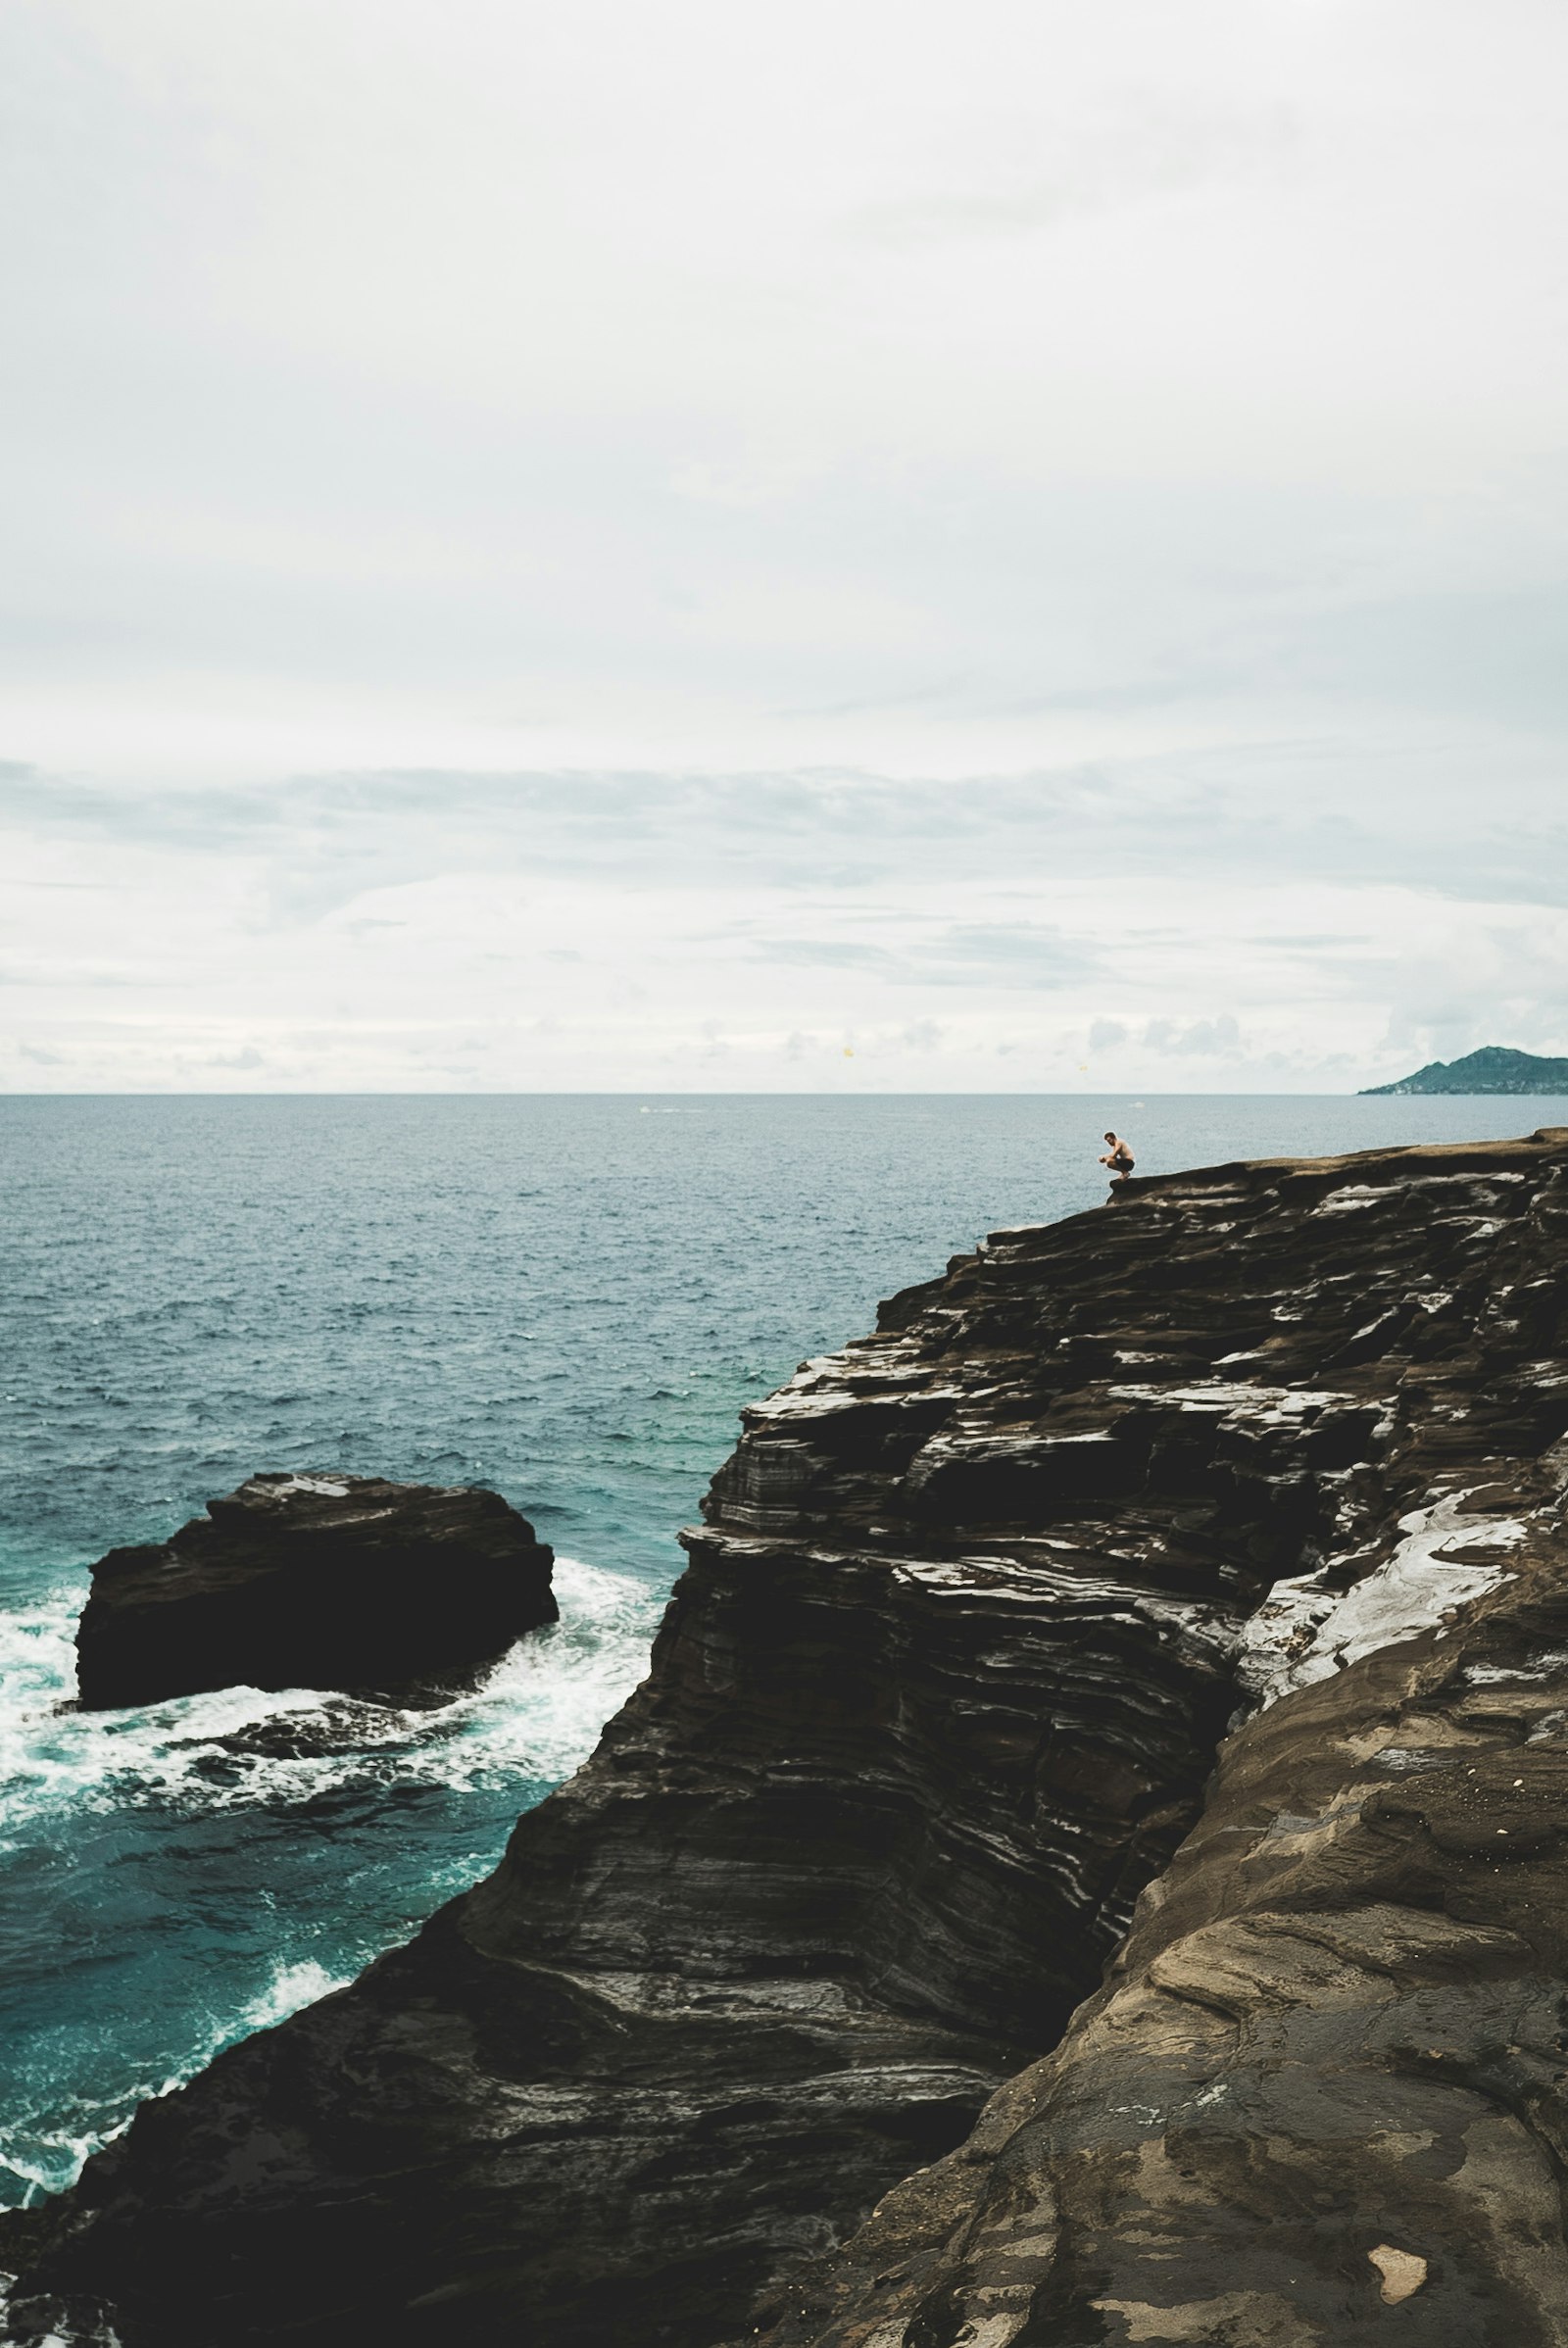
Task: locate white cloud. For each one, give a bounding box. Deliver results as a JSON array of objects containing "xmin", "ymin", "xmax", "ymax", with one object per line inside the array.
[
  {"xmin": 3, "ymin": 765, "xmax": 1565, "ymax": 1091},
  {"xmin": 3, "ymin": 2, "xmax": 1566, "ymax": 1085},
  {"xmin": 4, "ymin": 0, "xmax": 1568, "ymax": 783}
]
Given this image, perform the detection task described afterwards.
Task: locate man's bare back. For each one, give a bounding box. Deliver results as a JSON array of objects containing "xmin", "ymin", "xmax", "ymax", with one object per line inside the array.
[{"xmin": 1100, "ymin": 1130, "xmax": 1135, "ymax": 1188}]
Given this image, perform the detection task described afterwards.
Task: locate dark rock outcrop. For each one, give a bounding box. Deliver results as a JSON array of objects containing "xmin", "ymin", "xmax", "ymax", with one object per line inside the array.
[
  {"xmin": 753, "ymin": 1476, "xmax": 1568, "ymax": 2347},
  {"xmin": 8, "ymin": 1132, "xmax": 1568, "ymax": 2348},
  {"xmin": 74, "ymin": 1473, "xmax": 557, "ymax": 1709}
]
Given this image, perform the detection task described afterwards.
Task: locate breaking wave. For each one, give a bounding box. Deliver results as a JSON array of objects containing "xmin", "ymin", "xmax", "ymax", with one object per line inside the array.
[
  {"xmin": 0, "ymin": 1557, "xmax": 658, "ymax": 1840},
  {"xmin": 0, "ymin": 1557, "xmax": 659, "ymax": 2211}
]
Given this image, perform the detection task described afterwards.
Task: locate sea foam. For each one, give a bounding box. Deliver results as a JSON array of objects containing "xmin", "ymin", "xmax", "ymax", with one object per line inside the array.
[{"xmin": 0, "ymin": 1557, "xmax": 658, "ymax": 2210}]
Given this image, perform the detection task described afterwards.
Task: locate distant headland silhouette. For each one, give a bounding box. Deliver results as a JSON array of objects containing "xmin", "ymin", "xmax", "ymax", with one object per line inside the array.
[{"xmin": 1361, "ymin": 1044, "xmax": 1568, "ymax": 1095}]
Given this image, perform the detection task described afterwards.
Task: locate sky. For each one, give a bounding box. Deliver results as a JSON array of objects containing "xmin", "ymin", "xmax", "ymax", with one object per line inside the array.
[{"xmin": 4, "ymin": 0, "xmax": 1566, "ymax": 1092}]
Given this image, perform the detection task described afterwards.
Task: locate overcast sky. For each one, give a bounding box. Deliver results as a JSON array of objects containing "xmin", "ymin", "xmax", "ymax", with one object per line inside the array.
[{"xmin": 5, "ymin": 0, "xmax": 1566, "ymax": 1091}]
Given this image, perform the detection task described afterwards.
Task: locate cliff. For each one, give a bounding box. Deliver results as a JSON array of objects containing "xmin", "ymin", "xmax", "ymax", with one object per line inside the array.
[
  {"xmin": 755, "ymin": 1481, "xmax": 1568, "ymax": 2346},
  {"xmin": 1361, "ymin": 1045, "xmax": 1568, "ymax": 1096},
  {"xmin": 6, "ymin": 1132, "xmax": 1568, "ymax": 2348}
]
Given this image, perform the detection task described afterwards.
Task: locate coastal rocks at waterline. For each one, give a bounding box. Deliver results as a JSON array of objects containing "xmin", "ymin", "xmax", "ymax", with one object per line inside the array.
[
  {"xmin": 7, "ymin": 1130, "xmax": 1568, "ymax": 2347},
  {"xmin": 74, "ymin": 1473, "xmax": 557, "ymax": 1710}
]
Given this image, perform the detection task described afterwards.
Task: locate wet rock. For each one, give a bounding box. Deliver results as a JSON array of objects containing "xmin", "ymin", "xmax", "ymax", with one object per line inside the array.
[
  {"xmin": 9, "ymin": 1130, "xmax": 1568, "ymax": 2348},
  {"xmin": 747, "ymin": 1158, "xmax": 1568, "ymax": 2348},
  {"xmin": 74, "ymin": 1473, "xmax": 556, "ymax": 1709},
  {"xmin": 751, "ymin": 1474, "xmax": 1568, "ymax": 2347}
]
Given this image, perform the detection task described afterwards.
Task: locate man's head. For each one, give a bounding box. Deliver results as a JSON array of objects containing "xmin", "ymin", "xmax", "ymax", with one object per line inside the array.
[{"xmin": 1104, "ymin": 1132, "xmax": 1116, "ymax": 1144}]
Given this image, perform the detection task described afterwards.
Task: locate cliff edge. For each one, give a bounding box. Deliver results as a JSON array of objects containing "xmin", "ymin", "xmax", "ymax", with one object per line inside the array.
[{"xmin": 6, "ymin": 1132, "xmax": 1568, "ymax": 2348}]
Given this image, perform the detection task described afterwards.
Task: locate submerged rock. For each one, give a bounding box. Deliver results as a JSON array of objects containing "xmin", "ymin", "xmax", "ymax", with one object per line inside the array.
[
  {"xmin": 74, "ymin": 1473, "xmax": 557, "ymax": 1710},
  {"xmin": 8, "ymin": 1130, "xmax": 1568, "ymax": 2347}
]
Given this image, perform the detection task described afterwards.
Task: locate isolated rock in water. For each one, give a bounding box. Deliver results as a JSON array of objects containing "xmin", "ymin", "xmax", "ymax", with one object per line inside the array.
[
  {"xmin": 9, "ymin": 1130, "xmax": 1568, "ymax": 2348},
  {"xmin": 74, "ymin": 1473, "xmax": 557, "ymax": 1709}
]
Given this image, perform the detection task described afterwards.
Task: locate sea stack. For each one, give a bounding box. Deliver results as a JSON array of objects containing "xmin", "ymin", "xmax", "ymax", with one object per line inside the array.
[
  {"xmin": 8, "ymin": 1130, "xmax": 1568, "ymax": 2348},
  {"xmin": 74, "ymin": 1473, "xmax": 557, "ymax": 1709}
]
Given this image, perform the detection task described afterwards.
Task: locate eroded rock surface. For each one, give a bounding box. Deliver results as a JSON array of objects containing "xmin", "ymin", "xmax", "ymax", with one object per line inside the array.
[
  {"xmin": 8, "ymin": 1132, "xmax": 1568, "ymax": 2348},
  {"xmin": 749, "ymin": 1148, "xmax": 1568, "ymax": 2348},
  {"xmin": 751, "ymin": 1475, "xmax": 1568, "ymax": 2348},
  {"xmin": 74, "ymin": 1472, "xmax": 557, "ymax": 1708}
]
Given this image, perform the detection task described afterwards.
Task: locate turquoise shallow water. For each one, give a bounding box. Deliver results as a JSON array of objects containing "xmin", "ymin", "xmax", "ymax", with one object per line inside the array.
[{"xmin": 2, "ymin": 1091, "xmax": 1565, "ymax": 2209}]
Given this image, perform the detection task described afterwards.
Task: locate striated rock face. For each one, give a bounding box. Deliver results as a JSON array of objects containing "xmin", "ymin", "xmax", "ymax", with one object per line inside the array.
[
  {"xmin": 752, "ymin": 1488, "xmax": 1568, "ymax": 2348},
  {"xmin": 748, "ymin": 1144, "xmax": 1568, "ymax": 2348},
  {"xmin": 74, "ymin": 1473, "xmax": 557, "ymax": 1709},
  {"xmin": 8, "ymin": 1132, "xmax": 1568, "ymax": 2348}
]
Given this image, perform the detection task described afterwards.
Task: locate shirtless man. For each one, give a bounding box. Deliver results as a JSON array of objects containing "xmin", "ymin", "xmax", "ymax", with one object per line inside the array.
[{"xmin": 1100, "ymin": 1130, "xmax": 1135, "ymax": 1189}]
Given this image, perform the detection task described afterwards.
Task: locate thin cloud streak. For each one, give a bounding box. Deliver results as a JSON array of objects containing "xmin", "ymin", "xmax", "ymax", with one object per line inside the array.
[{"xmin": 3, "ymin": 762, "xmax": 1566, "ymax": 1092}]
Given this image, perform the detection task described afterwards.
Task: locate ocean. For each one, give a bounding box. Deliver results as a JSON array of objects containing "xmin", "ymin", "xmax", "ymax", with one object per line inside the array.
[{"xmin": 3, "ymin": 1091, "xmax": 1565, "ymax": 2209}]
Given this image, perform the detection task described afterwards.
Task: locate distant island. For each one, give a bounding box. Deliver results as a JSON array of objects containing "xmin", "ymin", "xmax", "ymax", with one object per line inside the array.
[{"xmin": 1361, "ymin": 1044, "xmax": 1568, "ymax": 1096}]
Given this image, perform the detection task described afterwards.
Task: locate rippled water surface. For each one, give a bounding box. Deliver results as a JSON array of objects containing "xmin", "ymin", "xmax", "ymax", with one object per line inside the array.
[{"xmin": 3, "ymin": 1091, "xmax": 1564, "ymax": 2206}]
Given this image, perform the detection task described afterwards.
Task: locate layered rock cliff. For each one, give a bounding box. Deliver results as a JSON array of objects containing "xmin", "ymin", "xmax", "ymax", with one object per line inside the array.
[{"xmin": 6, "ymin": 1131, "xmax": 1568, "ymax": 2348}]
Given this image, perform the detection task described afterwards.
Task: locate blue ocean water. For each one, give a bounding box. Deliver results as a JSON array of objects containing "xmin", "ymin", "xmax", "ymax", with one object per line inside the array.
[{"xmin": 2, "ymin": 1091, "xmax": 1565, "ymax": 2211}]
